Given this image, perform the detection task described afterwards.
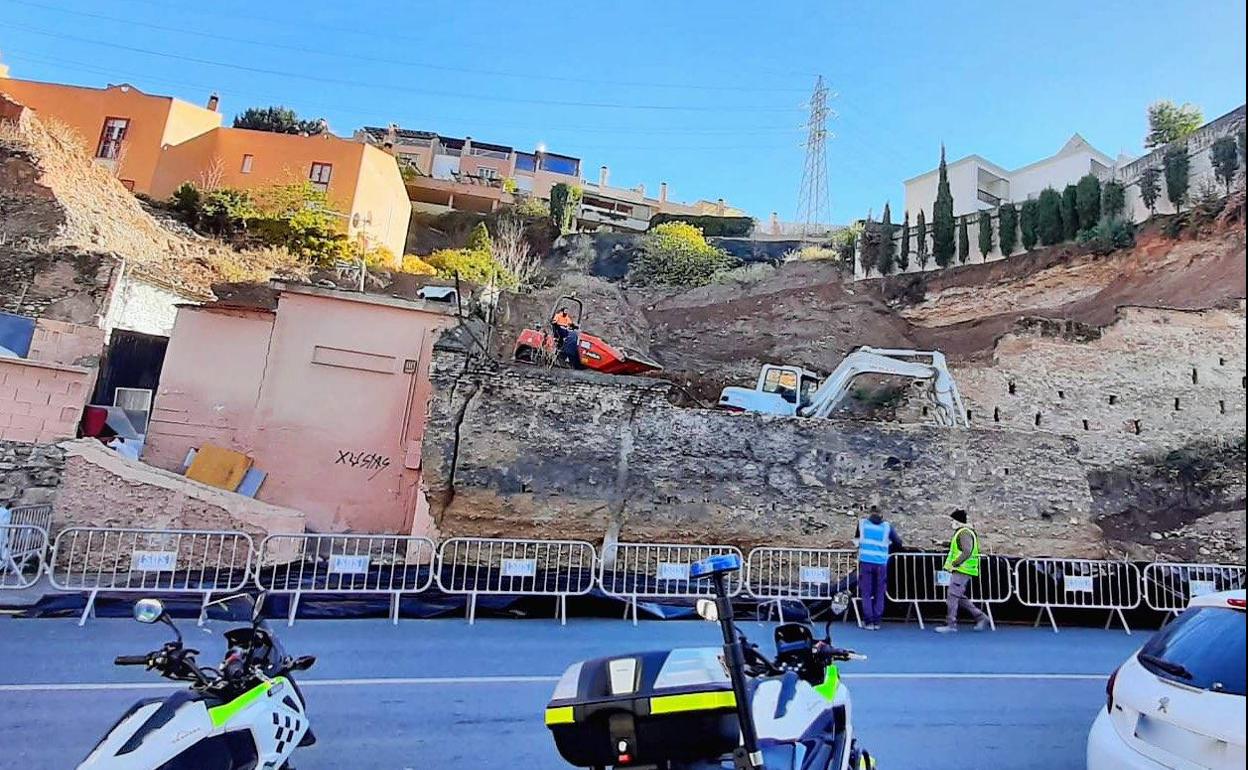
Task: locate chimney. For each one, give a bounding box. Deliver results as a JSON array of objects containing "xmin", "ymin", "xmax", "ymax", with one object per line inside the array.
[
  {"xmin": 716, "ymin": 198, "xmax": 726, "ymax": 215},
  {"xmin": 770, "ymin": 212, "xmax": 780, "ymax": 235},
  {"xmin": 636, "ymin": 183, "xmax": 646, "ymax": 198},
  {"xmin": 659, "ymin": 181, "xmax": 668, "ymax": 204},
  {"xmin": 206, "ymin": 92, "xmax": 219, "ymax": 112},
  {"xmin": 599, "ymin": 165, "xmax": 609, "ymax": 187}
]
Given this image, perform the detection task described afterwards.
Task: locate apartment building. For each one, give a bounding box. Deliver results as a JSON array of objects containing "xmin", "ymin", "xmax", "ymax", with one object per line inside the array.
[
  {"xmin": 904, "ymin": 134, "xmax": 1124, "ymax": 219},
  {"xmin": 355, "ymin": 125, "xmax": 581, "ymax": 214},
  {"xmin": 0, "ymin": 76, "xmax": 410, "ymax": 255}
]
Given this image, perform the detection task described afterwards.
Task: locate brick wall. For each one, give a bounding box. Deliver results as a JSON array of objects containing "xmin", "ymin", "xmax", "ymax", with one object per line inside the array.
[
  {"xmin": 27, "ymin": 317, "xmax": 106, "ymax": 368},
  {"xmin": 0, "ymin": 357, "xmax": 92, "ymax": 443}
]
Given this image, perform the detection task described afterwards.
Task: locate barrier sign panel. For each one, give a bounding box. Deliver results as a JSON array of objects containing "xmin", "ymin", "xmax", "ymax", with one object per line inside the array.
[
  {"xmin": 131, "ymin": 551, "xmax": 177, "ymax": 572},
  {"xmin": 935, "ymin": 570, "xmax": 952, "ymax": 587},
  {"xmin": 1064, "ymin": 575, "xmax": 1094, "ymax": 593},
  {"xmin": 656, "ymin": 562, "xmax": 690, "ymax": 581},
  {"xmin": 500, "ymin": 558, "xmax": 538, "ymax": 578},
  {"xmin": 799, "ymin": 566, "xmax": 831, "ymax": 585},
  {"xmin": 328, "ymin": 554, "xmax": 371, "ymax": 575},
  {"xmin": 1188, "ymin": 579, "xmax": 1216, "ymax": 597}
]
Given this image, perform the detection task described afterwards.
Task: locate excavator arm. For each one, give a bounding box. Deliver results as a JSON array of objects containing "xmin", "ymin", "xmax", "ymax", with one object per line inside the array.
[{"xmin": 799, "ymin": 347, "xmax": 968, "ymax": 426}]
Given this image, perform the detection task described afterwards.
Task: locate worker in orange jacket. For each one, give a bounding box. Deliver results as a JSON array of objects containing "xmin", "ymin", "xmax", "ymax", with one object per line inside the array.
[{"xmin": 550, "ymin": 307, "xmax": 582, "ymax": 368}]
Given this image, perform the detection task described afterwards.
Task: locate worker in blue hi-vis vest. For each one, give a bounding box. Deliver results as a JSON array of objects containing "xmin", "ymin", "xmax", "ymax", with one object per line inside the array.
[
  {"xmin": 935, "ymin": 508, "xmax": 989, "ymax": 634},
  {"xmin": 854, "ymin": 504, "xmax": 904, "ymax": 630}
]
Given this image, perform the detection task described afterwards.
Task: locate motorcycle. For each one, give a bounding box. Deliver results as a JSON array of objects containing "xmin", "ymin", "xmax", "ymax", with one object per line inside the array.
[
  {"xmin": 78, "ymin": 594, "xmax": 317, "ymax": 770},
  {"xmin": 546, "ymin": 553, "xmax": 876, "ymax": 770}
]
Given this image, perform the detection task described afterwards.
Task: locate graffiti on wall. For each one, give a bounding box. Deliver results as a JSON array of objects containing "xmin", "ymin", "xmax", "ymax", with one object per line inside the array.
[{"xmin": 335, "ymin": 450, "xmax": 391, "ymax": 472}]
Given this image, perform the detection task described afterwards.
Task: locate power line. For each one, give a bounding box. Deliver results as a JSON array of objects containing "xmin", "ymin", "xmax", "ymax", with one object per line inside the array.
[
  {"xmin": 3, "ymin": 23, "xmax": 804, "ymax": 113},
  {"xmin": 3, "ymin": 48, "xmax": 804, "ymax": 142},
  {"xmin": 795, "ymin": 76, "xmax": 833, "ymax": 238},
  {"xmin": 6, "ymin": 0, "xmax": 808, "ymax": 95}
]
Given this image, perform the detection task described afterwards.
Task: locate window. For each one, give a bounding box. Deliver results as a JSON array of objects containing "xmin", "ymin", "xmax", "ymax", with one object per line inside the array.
[
  {"xmin": 477, "ymin": 167, "xmax": 500, "ymax": 181},
  {"xmin": 762, "ymin": 367, "xmax": 801, "ymax": 404},
  {"xmin": 95, "ymin": 117, "xmax": 129, "ymax": 159},
  {"xmin": 514, "ymin": 152, "xmax": 537, "ymax": 173},
  {"xmin": 309, "ymin": 162, "xmax": 333, "ymax": 188},
  {"xmin": 241, "ymin": 154, "xmax": 254, "ymax": 173},
  {"xmin": 1138, "ymin": 606, "xmax": 1245, "ymax": 695}
]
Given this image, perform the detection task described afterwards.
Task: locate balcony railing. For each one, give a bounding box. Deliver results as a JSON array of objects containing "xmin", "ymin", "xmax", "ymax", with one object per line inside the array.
[
  {"xmin": 468, "ymin": 147, "xmax": 509, "ymax": 160},
  {"xmin": 977, "ymin": 189, "xmax": 1001, "ymax": 206}
]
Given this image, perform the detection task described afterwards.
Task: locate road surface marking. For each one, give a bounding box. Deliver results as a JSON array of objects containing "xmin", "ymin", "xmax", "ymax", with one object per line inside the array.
[{"xmin": 0, "ymin": 672, "xmax": 1105, "ymax": 692}]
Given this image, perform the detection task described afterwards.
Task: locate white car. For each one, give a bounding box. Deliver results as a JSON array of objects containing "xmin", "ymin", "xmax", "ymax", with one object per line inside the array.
[{"xmin": 1088, "ymin": 589, "xmax": 1246, "ymax": 769}]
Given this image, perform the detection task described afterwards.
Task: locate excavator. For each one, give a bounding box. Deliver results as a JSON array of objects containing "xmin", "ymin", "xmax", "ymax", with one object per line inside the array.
[
  {"xmin": 513, "ymin": 296, "xmax": 663, "ymax": 376},
  {"xmin": 717, "ymin": 346, "xmax": 969, "ymax": 427}
]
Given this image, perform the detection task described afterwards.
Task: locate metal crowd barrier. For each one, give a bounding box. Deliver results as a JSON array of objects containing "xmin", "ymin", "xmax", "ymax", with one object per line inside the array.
[
  {"xmin": 1014, "ymin": 558, "xmax": 1141, "ymax": 634},
  {"xmin": 745, "ymin": 547, "xmax": 857, "ymax": 623},
  {"xmin": 435, "ymin": 537, "xmax": 597, "ymax": 625},
  {"xmin": 1142, "ymin": 562, "xmax": 1247, "ymax": 617},
  {"xmin": 600, "ymin": 542, "xmax": 744, "ymax": 625},
  {"xmin": 885, "ymin": 552, "xmax": 1014, "ymax": 630},
  {"xmin": 1, "ymin": 523, "xmax": 49, "ymax": 590},
  {"xmin": 48, "ymin": 527, "xmax": 256, "ymax": 626},
  {"xmin": 255, "ymin": 534, "xmax": 437, "ymax": 626}
]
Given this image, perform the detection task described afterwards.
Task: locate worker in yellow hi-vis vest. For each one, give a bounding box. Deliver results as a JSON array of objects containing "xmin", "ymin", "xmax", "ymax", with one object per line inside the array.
[{"xmin": 935, "ymin": 509, "xmax": 989, "ymax": 634}]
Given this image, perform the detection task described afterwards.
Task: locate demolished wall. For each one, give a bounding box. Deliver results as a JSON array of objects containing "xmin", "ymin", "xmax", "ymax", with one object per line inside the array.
[{"xmin": 423, "ymin": 348, "xmax": 1115, "ymax": 558}]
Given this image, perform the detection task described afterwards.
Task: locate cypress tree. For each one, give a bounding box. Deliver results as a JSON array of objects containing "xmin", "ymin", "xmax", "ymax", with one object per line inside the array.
[
  {"xmin": 978, "ymin": 209, "xmax": 994, "ymax": 258},
  {"xmin": 1020, "ymin": 199, "xmax": 1040, "ymax": 250},
  {"xmin": 1061, "ymin": 184, "xmax": 1080, "ymax": 239},
  {"xmin": 916, "ymin": 209, "xmax": 929, "ymax": 268},
  {"xmin": 898, "ymin": 210, "xmax": 911, "ymax": 272},
  {"xmin": 877, "ymin": 202, "xmax": 896, "ymax": 275},
  {"xmin": 1101, "ymin": 180, "xmax": 1126, "ymax": 220},
  {"xmin": 1163, "ymin": 145, "xmax": 1190, "ymax": 212},
  {"xmin": 1037, "ymin": 188, "xmax": 1064, "ymax": 245},
  {"xmin": 957, "ymin": 216, "xmax": 970, "ymax": 264},
  {"xmin": 1139, "ymin": 166, "xmax": 1161, "ymax": 215},
  {"xmin": 1075, "ymin": 174, "xmax": 1102, "ymax": 230},
  {"xmin": 932, "ymin": 146, "xmax": 956, "ymax": 267},
  {"xmin": 858, "ymin": 214, "xmax": 876, "ymax": 276},
  {"xmin": 998, "ymin": 203, "xmax": 1018, "ymax": 256}
]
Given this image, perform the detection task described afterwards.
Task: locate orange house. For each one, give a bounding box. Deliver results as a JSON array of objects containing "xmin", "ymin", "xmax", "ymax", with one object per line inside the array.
[{"xmin": 0, "ymin": 75, "xmax": 410, "ymax": 256}]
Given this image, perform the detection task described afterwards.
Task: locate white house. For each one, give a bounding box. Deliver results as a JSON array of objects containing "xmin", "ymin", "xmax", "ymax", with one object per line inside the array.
[{"xmin": 903, "ymin": 135, "xmax": 1123, "ymax": 219}]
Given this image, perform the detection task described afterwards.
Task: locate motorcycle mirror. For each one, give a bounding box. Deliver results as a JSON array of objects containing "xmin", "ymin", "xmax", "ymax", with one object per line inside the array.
[
  {"xmin": 133, "ymin": 598, "xmax": 166, "ymax": 624},
  {"xmin": 695, "ymin": 599, "xmax": 719, "ymax": 623},
  {"xmin": 291, "ymin": 655, "xmax": 316, "ymax": 671}
]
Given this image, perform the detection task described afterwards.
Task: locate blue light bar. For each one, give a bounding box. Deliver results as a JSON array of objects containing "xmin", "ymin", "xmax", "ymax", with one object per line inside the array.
[{"xmin": 690, "ymin": 553, "xmax": 742, "ymax": 579}]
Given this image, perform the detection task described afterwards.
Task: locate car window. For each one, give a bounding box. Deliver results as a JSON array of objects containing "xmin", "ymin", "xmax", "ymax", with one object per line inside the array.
[{"xmin": 1138, "ymin": 606, "xmax": 1245, "ymax": 696}]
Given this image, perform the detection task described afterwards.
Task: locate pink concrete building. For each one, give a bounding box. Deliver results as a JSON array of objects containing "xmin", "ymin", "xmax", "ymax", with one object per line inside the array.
[{"xmin": 143, "ymin": 282, "xmax": 455, "ymax": 535}]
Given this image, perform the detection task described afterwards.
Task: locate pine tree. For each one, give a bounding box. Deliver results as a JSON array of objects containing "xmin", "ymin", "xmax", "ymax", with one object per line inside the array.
[
  {"xmin": 957, "ymin": 216, "xmax": 970, "ymax": 264},
  {"xmin": 916, "ymin": 209, "xmax": 928, "ymax": 268},
  {"xmin": 877, "ymin": 203, "xmax": 897, "ymax": 275},
  {"xmin": 898, "ymin": 210, "xmax": 911, "ymax": 272},
  {"xmin": 932, "ymin": 146, "xmax": 956, "ymax": 267},
  {"xmin": 998, "ymin": 203, "xmax": 1018, "ymax": 256},
  {"xmin": 1037, "ymin": 188, "xmax": 1064, "ymax": 245},
  {"xmin": 978, "ymin": 209, "xmax": 994, "ymax": 258},
  {"xmin": 1061, "ymin": 184, "xmax": 1080, "ymax": 239},
  {"xmin": 1139, "ymin": 166, "xmax": 1162, "ymax": 215}
]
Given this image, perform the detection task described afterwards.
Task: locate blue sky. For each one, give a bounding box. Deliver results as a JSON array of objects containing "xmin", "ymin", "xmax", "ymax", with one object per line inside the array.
[{"xmin": 2, "ymin": 0, "xmax": 1245, "ymax": 222}]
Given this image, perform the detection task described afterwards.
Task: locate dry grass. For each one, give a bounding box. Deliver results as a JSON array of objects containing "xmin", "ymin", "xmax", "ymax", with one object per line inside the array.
[{"xmin": 0, "ymin": 113, "xmax": 304, "ymax": 296}]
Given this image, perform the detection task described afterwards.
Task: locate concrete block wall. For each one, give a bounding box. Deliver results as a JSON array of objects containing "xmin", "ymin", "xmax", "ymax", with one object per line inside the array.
[
  {"xmin": 27, "ymin": 317, "xmax": 106, "ymax": 367},
  {"xmin": 0, "ymin": 357, "xmax": 91, "ymax": 443}
]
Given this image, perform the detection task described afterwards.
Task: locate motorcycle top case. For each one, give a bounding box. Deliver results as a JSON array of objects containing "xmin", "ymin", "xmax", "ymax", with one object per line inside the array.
[{"xmin": 545, "ymin": 647, "xmax": 739, "ymax": 767}]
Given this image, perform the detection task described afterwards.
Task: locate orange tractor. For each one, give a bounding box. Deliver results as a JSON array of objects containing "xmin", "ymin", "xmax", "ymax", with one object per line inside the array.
[{"xmin": 512, "ymin": 296, "xmax": 663, "ymax": 376}]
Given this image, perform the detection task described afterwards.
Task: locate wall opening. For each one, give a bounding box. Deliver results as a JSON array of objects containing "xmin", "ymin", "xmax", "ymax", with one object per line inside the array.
[
  {"xmin": 922, "ymin": 406, "xmax": 929, "ymax": 417},
  {"xmin": 1132, "ymin": 419, "xmax": 1142, "ymax": 435},
  {"xmin": 1191, "ymin": 367, "xmax": 1198, "ymax": 384},
  {"xmin": 1008, "ymin": 381, "xmax": 1016, "ymax": 395},
  {"xmin": 1173, "ymin": 397, "xmax": 1181, "ymax": 411},
  {"xmin": 1034, "ymin": 412, "xmax": 1042, "ymax": 427},
  {"xmin": 1219, "ymin": 357, "xmax": 1226, "ymax": 366},
  {"xmin": 1082, "ymin": 419, "xmax": 1090, "ymax": 431},
  {"xmin": 1219, "ymin": 400, "xmax": 1226, "ymax": 414},
  {"xmin": 966, "ymin": 409, "xmax": 973, "ymax": 422},
  {"xmin": 1108, "ymin": 394, "xmax": 1118, "ymax": 405},
  {"xmin": 993, "ymin": 407, "xmax": 1000, "ymax": 422},
  {"xmin": 1057, "ymin": 389, "xmax": 1065, "ymax": 399},
  {"xmin": 1002, "ymin": 467, "xmax": 1009, "ymax": 476}
]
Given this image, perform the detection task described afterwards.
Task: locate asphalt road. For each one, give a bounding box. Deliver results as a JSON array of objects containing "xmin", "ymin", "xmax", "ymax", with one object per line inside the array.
[{"xmin": 0, "ymin": 617, "xmax": 1145, "ymax": 769}]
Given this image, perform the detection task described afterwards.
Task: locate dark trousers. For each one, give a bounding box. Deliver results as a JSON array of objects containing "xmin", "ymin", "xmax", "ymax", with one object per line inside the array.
[{"xmin": 859, "ymin": 561, "xmax": 888, "ymax": 624}]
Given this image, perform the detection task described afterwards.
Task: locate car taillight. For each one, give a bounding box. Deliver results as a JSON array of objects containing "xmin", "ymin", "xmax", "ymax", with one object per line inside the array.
[
  {"xmin": 1227, "ymin": 597, "xmax": 1245, "ymax": 609},
  {"xmin": 1106, "ymin": 665, "xmax": 1121, "ymax": 713}
]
